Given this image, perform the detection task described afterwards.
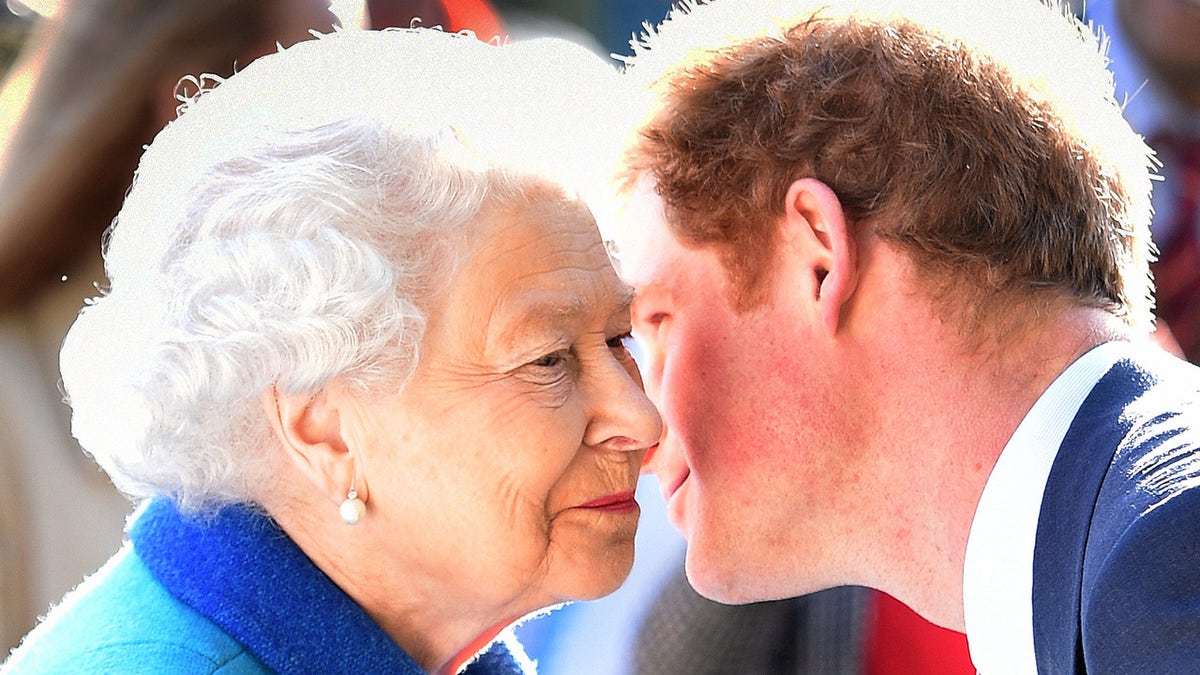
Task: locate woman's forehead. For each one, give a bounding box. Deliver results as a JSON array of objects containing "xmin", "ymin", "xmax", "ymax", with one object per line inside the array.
[{"xmin": 432, "ymin": 191, "xmax": 628, "ymax": 341}]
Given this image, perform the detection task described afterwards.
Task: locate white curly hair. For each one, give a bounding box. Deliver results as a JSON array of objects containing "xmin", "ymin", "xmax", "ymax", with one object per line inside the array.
[{"xmin": 59, "ymin": 27, "xmax": 625, "ymax": 512}]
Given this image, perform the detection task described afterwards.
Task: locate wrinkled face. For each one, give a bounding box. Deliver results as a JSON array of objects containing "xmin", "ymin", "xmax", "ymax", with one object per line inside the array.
[
  {"xmin": 620, "ymin": 179, "xmax": 858, "ymax": 603},
  {"xmin": 352, "ymin": 185, "xmax": 661, "ymax": 619}
]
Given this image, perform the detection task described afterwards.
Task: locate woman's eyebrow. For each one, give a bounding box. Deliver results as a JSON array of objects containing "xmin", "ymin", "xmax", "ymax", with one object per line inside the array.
[
  {"xmin": 489, "ymin": 292, "xmax": 590, "ymax": 346},
  {"xmin": 492, "ymin": 285, "xmax": 636, "ymax": 344}
]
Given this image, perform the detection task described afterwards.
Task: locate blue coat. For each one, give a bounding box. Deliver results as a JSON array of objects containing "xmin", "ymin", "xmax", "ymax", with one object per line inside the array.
[
  {"xmin": 1033, "ymin": 350, "xmax": 1200, "ymax": 674},
  {"xmin": 2, "ymin": 499, "xmax": 531, "ymax": 674}
]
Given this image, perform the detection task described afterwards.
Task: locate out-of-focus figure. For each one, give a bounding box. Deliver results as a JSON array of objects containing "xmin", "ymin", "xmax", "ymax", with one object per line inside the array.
[
  {"xmin": 1084, "ymin": 0, "xmax": 1200, "ymax": 361},
  {"xmin": 0, "ymin": 0, "xmax": 337, "ymax": 654},
  {"xmin": 365, "ymin": 0, "xmax": 503, "ymax": 38},
  {"xmin": 0, "ymin": 0, "xmax": 338, "ymax": 309}
]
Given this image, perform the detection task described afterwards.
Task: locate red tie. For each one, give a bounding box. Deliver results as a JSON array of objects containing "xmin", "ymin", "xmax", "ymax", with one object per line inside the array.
[{"xmin": 1151, "ymin": 133, "xmax": 1200, "ymax": 363}]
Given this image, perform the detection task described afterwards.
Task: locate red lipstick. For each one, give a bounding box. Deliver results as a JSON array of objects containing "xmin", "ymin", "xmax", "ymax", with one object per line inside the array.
[{"xmin": 578, "ymin": 490, "xmax": 638, "ymax": 512}]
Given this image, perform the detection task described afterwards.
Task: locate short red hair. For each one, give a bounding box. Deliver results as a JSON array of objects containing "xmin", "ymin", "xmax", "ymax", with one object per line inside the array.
[{"xmin": 620, "ymin": 1, "xmax": 1154, "ymax": 331}]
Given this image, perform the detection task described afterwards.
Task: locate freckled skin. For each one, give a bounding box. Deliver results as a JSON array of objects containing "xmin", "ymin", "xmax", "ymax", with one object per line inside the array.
[
  {"xmin": 621, "ymin": 181, "xmax": 867, "ymax": 602},
  {"xmin": 337, "ymin": 184, "xmax": 662, "ymax": 650}
]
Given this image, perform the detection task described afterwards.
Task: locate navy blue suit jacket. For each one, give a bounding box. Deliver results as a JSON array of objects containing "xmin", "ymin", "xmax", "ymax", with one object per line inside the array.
[{"xmin": 1033, "ymin": 348, "xmax": 1200, "ymax": 674}]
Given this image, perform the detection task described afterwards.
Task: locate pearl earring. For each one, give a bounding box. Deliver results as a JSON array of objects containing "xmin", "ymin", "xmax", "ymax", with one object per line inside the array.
[{"xmin": 339, "ymin": 488, "xmax": 365, "ymax": 525}]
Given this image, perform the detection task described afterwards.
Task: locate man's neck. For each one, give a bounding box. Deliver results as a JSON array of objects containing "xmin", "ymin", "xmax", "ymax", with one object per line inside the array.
[{"xmin": 853, "ymin": 304, "xmax": 1129, "ymax": 630}]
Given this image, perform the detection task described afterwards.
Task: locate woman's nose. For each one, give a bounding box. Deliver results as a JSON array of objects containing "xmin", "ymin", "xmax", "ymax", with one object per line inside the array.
[{"xmin": 582, "ymin": 352, "xmax": 664, "ymax": 453}]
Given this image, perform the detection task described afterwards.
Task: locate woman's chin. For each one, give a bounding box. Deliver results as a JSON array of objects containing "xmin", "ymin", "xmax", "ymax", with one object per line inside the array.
[
  {"xmin": 555, "ymin": 544, "xmax": 637, "ymax": 602},
  {"xmin": 570, "ymin": 575, "xmax": 628, "ymax": 602}
]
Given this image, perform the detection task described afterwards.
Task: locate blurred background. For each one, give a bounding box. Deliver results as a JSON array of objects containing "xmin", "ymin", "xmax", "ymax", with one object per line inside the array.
[{"xmin": 3, "ymin": 1, "xmax": 1197, "ymax": 674}]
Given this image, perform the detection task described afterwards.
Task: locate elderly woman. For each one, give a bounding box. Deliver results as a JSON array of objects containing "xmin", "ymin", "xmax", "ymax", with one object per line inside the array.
[{"xmin": 1, "ymin": 28, "xmax": 660, "ymax": 675}]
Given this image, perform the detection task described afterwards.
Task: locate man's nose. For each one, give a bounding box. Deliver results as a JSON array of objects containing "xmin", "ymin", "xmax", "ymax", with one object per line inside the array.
[{"xmin": 640, "ymin": 421, "xmax": 668, "ymax": 474}]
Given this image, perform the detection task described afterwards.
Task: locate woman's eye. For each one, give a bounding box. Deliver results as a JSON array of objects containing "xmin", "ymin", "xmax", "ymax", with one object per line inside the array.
[
  {"xmin": 606, "ymin": 332, "xmax": 634, "ymax": 350},
  {"xmin": 530, "ymin": 351, "xmax": 568, "ymax": 369}
]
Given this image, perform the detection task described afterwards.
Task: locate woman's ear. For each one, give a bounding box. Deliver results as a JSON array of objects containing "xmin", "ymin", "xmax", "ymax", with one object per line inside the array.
[
  {"xmin": 781, "ymin": 178, "xmax": 857, "ymax": 334},
  {"xmin": 260, "ymin": 385, "xmax": 362, "ymax": 506}
]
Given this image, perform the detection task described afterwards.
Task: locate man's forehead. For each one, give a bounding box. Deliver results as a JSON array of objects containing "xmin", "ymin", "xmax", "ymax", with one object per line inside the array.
[{"xmin": 613, "ymin": 174, "xmax": 674, "ymax": 287}]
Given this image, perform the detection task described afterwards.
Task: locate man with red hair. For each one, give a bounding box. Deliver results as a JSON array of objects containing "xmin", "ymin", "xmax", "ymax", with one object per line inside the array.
[{"xmin": 615, "ymin": 0, "xmax": 1200, "ymax": 672}]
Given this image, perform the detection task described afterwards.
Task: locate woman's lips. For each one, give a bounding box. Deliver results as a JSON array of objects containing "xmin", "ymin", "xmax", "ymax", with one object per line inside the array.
[{"xmin": 577, "ymin": 490, "xmax": 638, "ymax": 512}]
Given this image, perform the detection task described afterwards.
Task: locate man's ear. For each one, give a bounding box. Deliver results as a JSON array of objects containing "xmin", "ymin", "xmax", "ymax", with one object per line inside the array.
[
  {"xmin": 260, "ymin": 385, "xmax": 362, "ymax": 506},
  {"xmin": 781, "ymin": 178, "xmax": 857, "ymax": 333}
]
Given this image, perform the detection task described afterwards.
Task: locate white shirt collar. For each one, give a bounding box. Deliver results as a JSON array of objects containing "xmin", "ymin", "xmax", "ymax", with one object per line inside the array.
[{"xmin": 962, "ymin": 341, "xmax": 1128, "ymax": 674}]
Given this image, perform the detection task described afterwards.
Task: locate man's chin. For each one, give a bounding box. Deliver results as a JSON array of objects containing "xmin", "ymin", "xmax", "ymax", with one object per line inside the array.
[{"xmin": 682, "ymin": 545, "xmax": 762, "ymax": 605}]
